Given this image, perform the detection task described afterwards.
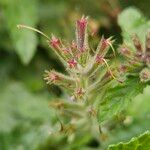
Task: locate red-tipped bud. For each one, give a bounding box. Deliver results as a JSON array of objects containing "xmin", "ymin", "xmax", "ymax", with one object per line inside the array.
[
  {"xmin": 96, "ymin": 55, "xmax": 103, "ymax": 64},
  {"xmin": 71, "ymin": 40, "xmax": 77, "ymax": 49},
  {"xmin": 119, "ymin": 65, "xmax": 128, "ymax": 73},
  {"xmin": 101, "ymin": 38, "xmax": 109, "ymax": 51},
  {"xmin": 49, "ymin": 35, "xmax": 61, "ymax": 48},
  {"xmin": 132, "ymin": 34, "xmax": 143, "ymax": 52},
  {"xmin": 77, "ymin": 16, "xmax": 87, "ymax": 29},
  {"xmin": 76, "ymin": 16, "xmax": 88, "ymax": 52},
  {"xmin": 62, "ymin": 47, "xmax": 70, "ymax": 54},
  {"xmin": 96, "ymin": 37, "xmax": 111, "ymax": 56},
  {"xmin": 75, "ymin": 88, "xmax": 85, "ymax": 99},
  {"xmin": 120, "ymin": 47, "xmax": 131, "ymax": 57},
  {"xmin": 67, "ymin": 58, "xmax": 77, "ymax": 68},
  {"xmin": 140, "ymin": 68, "xmax": 150, "ymax": 82},
  {"xmin": 145, "ymin": 31, "xmax": 150, "ymax": 67},
  {"xmin": 145, "ymin": 30, "xmax": 150, "ymax": 56},
  {"xmin": 44, "ymin": 70, "xmax": 59, "ymax": 84}
]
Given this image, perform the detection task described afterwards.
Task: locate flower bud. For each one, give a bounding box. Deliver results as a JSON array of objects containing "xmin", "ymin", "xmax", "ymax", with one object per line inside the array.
[
  {"xmin": 146, "ymin": 30, "xmax": 150, "ymax": 53},
  {"xmin": 146, "ymin": 57, "xmax": 150, "ymax": 68},
  {"xmin": 101, "ymin": 38, "xmax": 109, "ymax": 51},
  {"xmin": 44, "ymin": 70, "xmax": 59, "ymax": 84},
  {"xmin": 67, "ymin": 58, "xmax": 77, "ymax": 68},
  {"xmin": 74, "ymin": 88, "xmax": 85, "ymax": 99},
  {"xmin": 76, "ymin": 16, "xmax": 88, "ymax": 52},
  {"xmin": 96, "ymin": 37, "xmax": 110, "ymax": 57},
  {"xmin": 132, "ymin": 34, "xmax": 143, "ymax": 52},
  {"xmin": 49, "ymin": 35, "xmax": 61, "ymax": 48},
  {"xmin": 119, "ymin": 46, "xmax": 131, "ymax": 58},
  {"xmin": 140, "ymin": 68, "xmax": 150, "ymax": 82},
  {"xmin": 62, "ymin": 47, "xmax": 70, "ymax": 55},
  {"xmin": 44, "ymin": 70, "xmax": 76, "ymax": 91},
  {"xmin": 118, "ymin": 65, "xmax": 128, "ymax": 74},
  {"xmin": 96, "ymin": 55, "xmax": 103, "ymax": 64}
]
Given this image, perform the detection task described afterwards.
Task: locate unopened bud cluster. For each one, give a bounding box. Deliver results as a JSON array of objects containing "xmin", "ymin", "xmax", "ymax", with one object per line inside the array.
[
  {"xmin": 44, "ymin": 16, "xmax": 116, "ymax": 102},
  {"xmin": 42, "ymin": 16, "xmax": 120, "ymax": 134},
  {"xmin": 17, "ymin": 17, "xmax": 120, "ymax": 135},
  {"xmin": 119, "ymin": 31, "xmax": 150, "ymax": 82}
]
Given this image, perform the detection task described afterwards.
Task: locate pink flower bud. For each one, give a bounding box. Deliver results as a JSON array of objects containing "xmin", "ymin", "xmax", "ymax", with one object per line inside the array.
[
  {"xmin": 120, "ymin": 47, "xmax": 131, "ymax": 57},
  {"xmin": 119, "ymin": 65, "xmax": 127, "ymax": 73},
  {"xmin": 96, "ymin": 55, "xmax": 103, "ymax": 64},
  {"xmin": 50, "ymin": 72, "xmax": 59, "ymax": 82},
  {"xmin": 146, "ymin": 30, "xmax": 150, "ymax": 56},
  {"xmin": 49, "ymin": 35, "xmax": 60, "ymax": 48},
  {"xmin": 62, "ymin": 47, "xmax": 70, "ymax": 54},
  {"xmin": 44, "ymin": 70, "xmax": 59, "ymax": 84},
  {"xmin": 101, "ymin": 38, "xmax": 109, "ymax": 51},
  {"xmin": 77, "ymin": 16, "xmax": 87, "ymax": 29},
  {"xmin": 67, "ymin": 58, "xmax": 77, "ymax": 68},
  {"xmin": 76, "ymin": 16, "xmax": 88, "ymax": 52},
  {"xmin": 140, "ymin": 68, "xmax": 150, "ymax": 82}
]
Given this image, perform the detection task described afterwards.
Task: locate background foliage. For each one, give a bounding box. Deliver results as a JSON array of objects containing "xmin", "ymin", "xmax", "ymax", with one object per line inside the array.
[{"xmin": 0, "ymin": 0, "xmax": 149, "ymax": 149}]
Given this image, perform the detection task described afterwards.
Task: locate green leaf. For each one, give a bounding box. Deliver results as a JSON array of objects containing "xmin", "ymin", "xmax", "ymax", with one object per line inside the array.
[
  {"xmin": 100, "ymin": 85, "xmax": 150, "ymax": 149},
  {"xmin": 108, "ymin": 131, "xmax": 150, "ymax": 150},
  {"xmin": 128, "ymin": 85, "xmax": 150, "ymax": 117},
  {"xmin": 118, "ymin": 7, "xmax": 150, "ymax": 49},
  {"xmin": 98, "ymin": 77, "xmax": 146, "ymax": 123},
  {"xmin": 0, "ymin": 82, "xmax": 53, "ymax": 133},
  {"xmin": 3, "ymin": 0, "xmax": 38, "ymax": 65}
]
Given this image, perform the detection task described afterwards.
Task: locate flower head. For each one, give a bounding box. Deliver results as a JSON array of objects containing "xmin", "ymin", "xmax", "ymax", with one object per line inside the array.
[
  {"xmin": 76, "ymin": 16, "xmax": 88, "ymax": 52},
  {"xmin": 96, "ymin": 37, "xmax": 112, "ymax": 57},
  {"xmin": 146, "ymin": 30, "xmax": 150, "ymax": 53},
  {"xmin": 44, "ymin": 70, "xmax": 59, "ymax": 84},
  {"xmin": 49, "ymin": 35, "xmax": 61, "ymax": 48},
  {"xmin": 77, "ymin": 16, "xmax": 87, "ymax": 29},
  {"xmin": 67, "ymin": 58, "xmax": 77, "ymax": 68},
  {"xmin": 101, "ymin": 38, "xmax": 110, "ymax": 51},
  {"xmin": 140, "ymin": 68, "xmax": 150, "ymax": 82}
]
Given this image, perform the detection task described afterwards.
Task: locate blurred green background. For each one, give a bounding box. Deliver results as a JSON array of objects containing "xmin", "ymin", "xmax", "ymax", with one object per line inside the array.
[{"xmin": 0, "ymin": 0, "xmax": 150, "ymax": 149}]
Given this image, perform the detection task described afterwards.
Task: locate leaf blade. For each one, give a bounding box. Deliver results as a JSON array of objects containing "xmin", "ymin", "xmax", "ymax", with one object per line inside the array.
[
  {"xmin": 118, "ymin": 7, "xmax": 150, "ymax": 49},
  {"xmin": 108, "ymin": 131, "xmax": 150, "ymax": 150},
  {"xmin": 3, "ymin": 0, "xmax": 38, "ymax": 64},
  {"xmin": 98, "ymin": 77, "xmax": 146, "ymax": 123}
]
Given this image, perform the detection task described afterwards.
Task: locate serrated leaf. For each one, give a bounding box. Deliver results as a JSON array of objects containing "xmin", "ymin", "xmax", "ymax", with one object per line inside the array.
[
  {"xmin": 108, "ymin": 131, "xmax": 150, "ymax": 150},
  {"xmin": 118, "ymin": 7, "xmax": 150, "ymax": 49},
  {"xmin": 3, "ymin": 0, "xmax": 38, "ymax": 65},
  {"xmin": 98, "ymin": 77, "xmax": 146, "ymax": 123}
]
